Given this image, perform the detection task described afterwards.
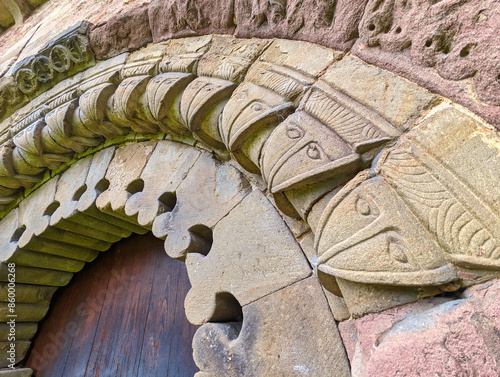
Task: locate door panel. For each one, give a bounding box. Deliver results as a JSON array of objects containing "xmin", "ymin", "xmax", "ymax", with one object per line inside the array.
[{"xmin": 26, "ymin": 233, "xmax": 199, "ymax": 377}]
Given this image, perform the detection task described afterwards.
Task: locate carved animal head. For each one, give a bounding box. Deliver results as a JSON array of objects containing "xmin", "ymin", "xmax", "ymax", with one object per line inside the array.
[{"xmin": 315, "ymin": 175, "xmax": 456, "ymax": 286}]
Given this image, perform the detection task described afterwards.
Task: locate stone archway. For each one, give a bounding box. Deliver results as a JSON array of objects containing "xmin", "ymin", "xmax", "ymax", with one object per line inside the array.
[{"xmin": 1, "ymin": 1, "xmax": 500, "ymax": 375}]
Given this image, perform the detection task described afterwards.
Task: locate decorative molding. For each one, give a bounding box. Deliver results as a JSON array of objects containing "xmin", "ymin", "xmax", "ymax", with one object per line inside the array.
[{"xmin": 0, "ymin": 19, "xmax": 499, "ymax": 374}]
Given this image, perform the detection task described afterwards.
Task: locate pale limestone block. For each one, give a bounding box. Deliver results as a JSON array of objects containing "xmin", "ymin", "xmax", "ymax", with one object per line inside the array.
[
  {"xmin": 50, "ymin": 155, "xmax": 92, "ymax": 225},
  {"xmin": 193, "ymin": 277, "xmax": 350, "ymax": 377},
  {"xmin": 18, "ymin": 177, "xmax": 59, "ymax": 248},
  {"xmin": 125, "ymin": 140, "xmax": 201, "ymax": 226},
  {"xmin": 184, "ymin": 190, "xmax": 311, "ymax": 325},
  {"xmin": 78, "ymin": 146, "xmax": 116, "ymax": 213},
  {"xmin": 256, "ymin": 39, "xmax": 341, "ymax": 79},
  {"xmin": 0, "ymin": 208, "xmax": 20, "ymax": 261},
  {"xmin": 321, "ymin": 56, "xmax": 439, "ymax": 132},
  {"xmin": 96, "ymin": 141, "xmax": 156, "ymax": 216},
  {"xmin": 376, "ymin": 106, "xmax": 500, "ymax": 278},
  {"xmin": 152, "ymin": 152, "xmax": 252, "ymax": 259}
]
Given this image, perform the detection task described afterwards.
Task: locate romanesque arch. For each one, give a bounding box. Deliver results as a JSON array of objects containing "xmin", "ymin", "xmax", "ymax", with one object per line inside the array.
[{"xmin": 1, "ymin": 1, "xmax": 500, "ymax": 376}]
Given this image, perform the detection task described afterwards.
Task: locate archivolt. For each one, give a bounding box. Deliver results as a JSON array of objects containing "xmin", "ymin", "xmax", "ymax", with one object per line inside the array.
[{"xmin": 1, "ymin": 33, "xmax": 500, "ymax": 375}]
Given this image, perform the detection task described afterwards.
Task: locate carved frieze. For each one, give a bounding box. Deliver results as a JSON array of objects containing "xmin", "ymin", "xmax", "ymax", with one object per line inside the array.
[{"xmin": 12, "ymin": 21, "xmax": 95, "ymax": 98}]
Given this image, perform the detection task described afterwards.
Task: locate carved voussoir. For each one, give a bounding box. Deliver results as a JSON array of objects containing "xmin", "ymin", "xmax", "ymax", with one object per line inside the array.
[
  {"xmin": 378, "ymin": 107, "xmax": 500, "ymax": 276},
  {"xmin": 193, "ymin": 277, "xmax": 350, "ymax": 377},
  {"xmin": 315, "ymin": 174, "xmax": 457, "ymax": 287},
  {"xmin": 184, "ymin": 190, "xmax": 311, "ymax": 325},
  {"xmin": 139, "ymin": 72, "xmax": 195, "ymax": 136},
  {"xmin": 95, "ymin": 141, "xmax": 156, "ymax": 223},
  {"xmin": 180, "ymin": 76, "xmax": 236, "ymax": 149},
  {"xmin": 152, "ymin": 152, "xmax": 251, "ymax": 259},
  {"xmin": 218, "ymin": 39, "xmax": 338, "ymax": 173},
  {"xmin": 107, "ymin": 75, "xmax": 159, "ymax": 134},
  {"xmin": 125, "ymin": 140, "xmax": 201, "ymax": 226},
  {"xmin": 196, "ymin": 36, "xmax": 271, "ymax": 83}
]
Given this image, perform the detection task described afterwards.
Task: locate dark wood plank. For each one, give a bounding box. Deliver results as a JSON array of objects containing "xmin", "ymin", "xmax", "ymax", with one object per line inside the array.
[{"xmin": 26, "ymin": 233, "xmax": 199, "ymax": 377}]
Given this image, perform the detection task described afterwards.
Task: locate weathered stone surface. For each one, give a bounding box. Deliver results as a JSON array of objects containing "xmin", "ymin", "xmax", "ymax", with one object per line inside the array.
[
  {"xmin": 12, "ymin": 21, "xmax": 94, "ymax": 98},
  {"xmin": 193, "ymin": 277, "xmax": 350, "ymax": 377},
  {"xmin": 152, "ymin": 152, "xmax": 252, "ymax": 259},
  {"xmin": 96, "ymin": 141, "xmax": 156, "ymax": 218},
  {"xmin": 89, "ymin": 2, "xmax": 152, "ymax": 60},
  {"xmin": 149, "ymin": 0, "xmax": 235, "ymax": 43},
  {"xmin": 235, "ymin": 0, "xmax": 369, "ymax": 52},
  {"xmin": 355, "ymin": 0, "xmax": 500, "ymax": 128},
  {"xmin": 220, "ymin": 39, "xmax": 339, "ymax": 173},
  {"xmin": 320, "ymin": 56, "xmax": 440, "ymax": 132},
  {"xmin": 377, "ymin": 106, "xmax": 500, "ymax": 275},
  {"xmin": 0, "ymin": 76, "xmax": 27, "ymax": 122},
  {"xmin": 125, "ymin": 140, "xmax": 201, "ymax": 226},
  {"xmin": 184, "ymin": 190, "xmax": 311, "ymax": 325},
  {"xmin": 339, "ymin": 278, "xmax": 500, "ymax": 376},
  {"xmin": 0, "ymin": 283, "xmax": 56, "ymax": 304}
]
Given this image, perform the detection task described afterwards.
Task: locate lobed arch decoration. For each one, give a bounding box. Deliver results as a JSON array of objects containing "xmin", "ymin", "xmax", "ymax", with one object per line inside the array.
[{"xmin": 0, "ymin": 1, "xmax": 499, "ymax": 375}]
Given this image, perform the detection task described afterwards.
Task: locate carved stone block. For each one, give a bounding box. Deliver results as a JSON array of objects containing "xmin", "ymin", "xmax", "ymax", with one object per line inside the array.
[
  {"xmin": 235, "ymin": 0, "xmax": 369, "ymax": 52},
  {"xmin": 125, "ymin": 140, "xmax": 201, "ymax": 226},
  {"xmin": 355, "ymin": 0, "xmax": 500, "ymax": 128},
  {"xmin": 184, "ymin": 190, "xmax": 311, "ymax": 325},
  {"xmin": 95, "ymin": 141, "xmax": 156, "ymax": 219},
  {"xmin": 180, "ymin": 76, "xmax": 236, "ymax": 149},
  {"xmin": 148, "ymin": 0, "xmax": 235, "ymax": 43},
  {"xmin": 320, "ymin": 56, "xmax": 440, "ymax": 132},
  {"xmin": 152, "ymin": 152, "xmax": 252, "ymax": 259},
  {"xmin": 159, "ymin": 36, "xmax": 212, "ymax": 74},
  {"xmin": 193, "ymin": 277, "xmax": 350, "ymax": 376},
  {"xmin": 89, "ymin": 3, "xmax": 152, "ymax": 60},
  {"xmin": 196, "ymin": 36, "xmax": 271, "ymax": 83},
  {"xmin": 12, "ymin": 21, "xmax": 95, "ymax": 98},
  {"xmin": 378, "ymin": 107, "xmax": 500, "ymax": 275}
]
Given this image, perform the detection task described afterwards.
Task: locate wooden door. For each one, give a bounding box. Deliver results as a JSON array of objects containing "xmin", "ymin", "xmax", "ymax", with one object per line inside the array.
[{"xmin": 26, "ymin": 233, "xmax": 199, "ymax": 377}]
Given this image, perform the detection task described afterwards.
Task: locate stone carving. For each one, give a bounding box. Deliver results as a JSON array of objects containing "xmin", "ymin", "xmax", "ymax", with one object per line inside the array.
[
  {"xmin": 193, "ymin": 277, "xmax": 350, "ymax": 377},
  {"xmin": 125, "ymin": 141, "xmax": 201, "ymax": 227},
  {"xmin": 95, "ymin": 141, "xmax": 156, "ymax": 220},
  {"xmin": 89, "ymin": 3, "xmax": 152, "ymax": 60},
  {"xmin": 355, "ymin": 0, "xmax": 500, "ymax": 128},
  {"xmin": 148, "ymin": 0, "xmax": 235, "ymax": 43},
  {"xmin": 235, "ymin": 0, "xmax": 369, "ymax": 51},
  {"xmin": 183, "ymin": 190, "xmax": 311, "ymax": 325},
  {"xmin": 219, "ymin": 39, "xmax": 339, "ymax": 173},
  {"xmin": 0, "ymin": 77, "xmax": 26, "ymax": 121},
  {"xmin": 315, "ymin": 107, "xmax": 500, "ymax": 297},
  {"xmin": 13, "ymin": 21, "xmax": 94, "ymax": 97},
  {"xmin": 152, "ymin": 152, "xmax": 252, "ymax": 260}
]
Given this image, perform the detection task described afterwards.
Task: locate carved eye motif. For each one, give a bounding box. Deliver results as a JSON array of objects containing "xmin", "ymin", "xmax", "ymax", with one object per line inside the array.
[
  {"xmin": 306, "ymin": 143, "xmax": 321, "ymax": 160},
  {"xmin": 387, "ymin": 235, "xmax": 409, "ymax": 264},
  {"xmin": 286, "ymin": 124, "xmax": 303, "ymax": 139},
  {"xmin": 356, "ymin": 197, "xmax": 371, "ymax": 216},
  {"xmin": 204, "ymin": 85, "xmax": 214, "ymax": 92},
  {"xmin": 355, "ymin": 196, "xmax": 379, "ymax": 217},
  {"xmin": 251, "ymin": 103, "xmax": 263, "ymax": 112}
]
